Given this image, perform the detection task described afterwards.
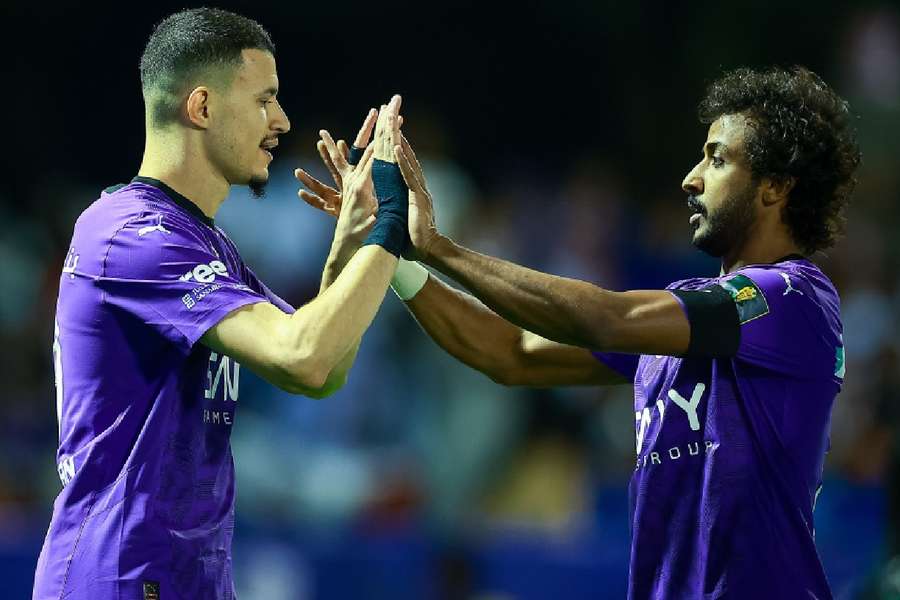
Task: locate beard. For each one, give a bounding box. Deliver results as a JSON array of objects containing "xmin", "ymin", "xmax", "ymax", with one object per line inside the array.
[
  {"xmin": 690, "ymin": 182, "xmax": 757, "ymax": 258},
  {"xmin": 249, "ymin": 175, "xmax": 268, "ymax": 199}
]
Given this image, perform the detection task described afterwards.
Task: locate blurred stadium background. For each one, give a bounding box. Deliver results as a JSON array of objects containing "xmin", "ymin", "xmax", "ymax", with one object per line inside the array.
[{"xmin": 1, "ymin": 1, "xmax": 898, "ymax": 598}]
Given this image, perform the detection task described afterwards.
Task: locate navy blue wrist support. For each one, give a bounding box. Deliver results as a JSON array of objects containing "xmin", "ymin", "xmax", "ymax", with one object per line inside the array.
[
  {"xmin": 348, "ymin": 145, "xmax": 365, "ymax": 166},
  {"xmin": 362, "ymin": 159, "xmax": 410, "ymax": 257}
]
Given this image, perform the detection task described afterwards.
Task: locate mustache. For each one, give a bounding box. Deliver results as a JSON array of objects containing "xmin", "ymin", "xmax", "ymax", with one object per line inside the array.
[{"xmin": 687, "ymin": 195, "xmax": 706, "ymax": 216}]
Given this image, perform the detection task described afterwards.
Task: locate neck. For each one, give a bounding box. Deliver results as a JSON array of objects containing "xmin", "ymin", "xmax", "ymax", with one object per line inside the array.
[
  {"xmin": 137, "ymin": 127, "xmax": 229, "ymax": 219},
  {"xmin": 720, "ymin": 224, "xmax": 802, "ymax": 274}
]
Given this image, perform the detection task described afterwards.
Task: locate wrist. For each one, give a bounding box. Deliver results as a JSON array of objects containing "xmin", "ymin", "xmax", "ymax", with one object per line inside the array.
[
  {"xmin": 391, "ymin": 258, "xmax": 430, "ymax": 301},
  {"xmin": 326, "ymin": 234, "xmax": 359, "ymax": 271},
  {"xmin": 420, "ymin": 234, "xmax": 453, "ymax": 267}
]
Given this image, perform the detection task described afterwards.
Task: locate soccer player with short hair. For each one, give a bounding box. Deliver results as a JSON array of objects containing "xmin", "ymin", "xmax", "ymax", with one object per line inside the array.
[
  {"xmin": 306, "ymin": 66, "xmax": 861, "ymax": 598},
  {"xmin": 34, "ymin": 8, "xmax": 407, "ymax": 599}
]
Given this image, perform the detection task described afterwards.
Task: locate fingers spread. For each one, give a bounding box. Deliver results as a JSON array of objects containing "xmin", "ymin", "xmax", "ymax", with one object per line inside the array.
[
  {"xmin": 337, "ymin": 139, "xmax": 350, "ymax": 161},
  {"xmin": 354, "ymin": 108, "xmax": 378, "ymax": 148},
  {"xmin": 317, "ymin": 140, "xmax": 343, "ymax": 190},
  {"xmin": 295, "ymin": 168, "xmax": 332, "ymax": 195},
  {"xmin": 399, "ymin": 132, "xmax": 423, "ymax": 174},
  {"xmin": 358, "ymin": 143, "xmax": 377, "ymax": 178},
  {"xmin": 395, "ymin": 141, "xmax": 426, "ymax": 191},
  {"xmin": 395, "ymin": 145, "xmax": 424, "ymax": 194},
  {"xmin": 299, "ymin": 189, "xmax": 338, "ymax": 216},
  {"xmin": 373, "ymin": 104, "xmax": 389, "ymax": 159},
  {"xmin": 319, "ymin": 129, "xmax": 350, "ymax": 175},
  {"xmin": 388, "ymin": 96, "xmax": 402, "ymax": 154}
]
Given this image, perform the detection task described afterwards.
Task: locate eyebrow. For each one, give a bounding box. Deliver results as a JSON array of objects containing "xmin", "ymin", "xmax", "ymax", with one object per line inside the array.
[
  {"xmin": 258, "ymin": 86, "xmax": 279, "ymax": 97},
  {"xmin": 704, "ymin": 141, "xmax": 729, "ymax": 156}
]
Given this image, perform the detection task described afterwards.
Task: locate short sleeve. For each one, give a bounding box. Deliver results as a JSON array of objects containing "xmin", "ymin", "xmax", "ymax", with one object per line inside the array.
[
  {"xmin": 97, "ymin": 216, "xmax": 270, "ymax": 352},
  {"xmin": 240, "ymin": 264, "xmax": 295, "ymax": 315},
  {"xmin": 719, "ymin": 267, "xmax": 831, "ymax": 377},
  {"xmin": 591, "ymin": 351, "xmax": 639, "ymax": 382}
]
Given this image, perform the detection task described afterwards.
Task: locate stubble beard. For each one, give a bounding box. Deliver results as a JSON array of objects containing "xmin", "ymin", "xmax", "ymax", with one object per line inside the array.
[
  {"xmin": 691, "ymin": 183, "xmax": 758, "ymax": 258},
  {"xmin": 249, "ymin": 175, "xmax": 268, "ymax": 199}
]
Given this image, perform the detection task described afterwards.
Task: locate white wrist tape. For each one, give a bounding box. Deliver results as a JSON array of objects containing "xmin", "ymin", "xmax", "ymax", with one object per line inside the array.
[{"xmin": 391, "ymin": 258, "xmax": 429, "ymax": 301}]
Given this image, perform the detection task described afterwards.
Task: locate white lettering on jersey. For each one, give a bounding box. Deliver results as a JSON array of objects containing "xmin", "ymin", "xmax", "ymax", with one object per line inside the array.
[
  {"xmin": 635, "ymin": 382, "xmax": 708, "ymax": 456},
  {"xmin": 181, "ymin": 260, "xmax": 228, "ymax": 283},
  {"xmin": 635, "ymin": 407, "xmax": 652, "ymax": 454},
  {"xmin": 138, "ymin": 215, "xmax": 172, "ymax": 237},
  {"xmin": 205, "ymin": 352, "xmax": 240, "ymax": 402},
  {"xmin": 57, "ymin": 455, "xmax": 75, "ymax": 486},
  {"xmin": 780, "ymin": 272, "xmax": 804, "ymax": 296},
  {"xmin": 62, "ymin": 247, "xmax": 79, "ymax": 279},
  {"xmin": 53, "ymin": 320, "xmax": 64, "ymax": 432},
  {"xmin": 667, "ymin": 383, "xmax": 705, "ymax": 431}
]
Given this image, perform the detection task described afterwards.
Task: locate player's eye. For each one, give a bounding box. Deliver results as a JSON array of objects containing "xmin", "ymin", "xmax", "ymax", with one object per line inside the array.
[{"xmin": 711, "ymin": 156, "xmax": 725, "ymax": 168}]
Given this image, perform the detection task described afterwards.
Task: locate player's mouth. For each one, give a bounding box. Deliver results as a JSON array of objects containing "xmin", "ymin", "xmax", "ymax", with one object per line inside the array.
[
  {"xmin": 687, "ymin": 196, "xmax": 706, "ymax": 228},
  {"xmin": 260, "ymin": 138, "xmax": 279, "ymax": 161}
]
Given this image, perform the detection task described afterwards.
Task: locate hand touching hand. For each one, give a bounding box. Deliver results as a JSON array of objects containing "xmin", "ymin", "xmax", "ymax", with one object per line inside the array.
[
  {"xmin": 294, "ymin": 108, "xmax": 378, "ymax": 217},
  {"xmin": 394, "ymin": 132, "xmax": 442, "ymax": 260}
]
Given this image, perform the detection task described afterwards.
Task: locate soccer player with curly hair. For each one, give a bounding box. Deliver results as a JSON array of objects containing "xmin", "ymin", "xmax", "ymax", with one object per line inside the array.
[{"xmin": 304, "ymin": 66, "xmax": 861, "ymax": 598}]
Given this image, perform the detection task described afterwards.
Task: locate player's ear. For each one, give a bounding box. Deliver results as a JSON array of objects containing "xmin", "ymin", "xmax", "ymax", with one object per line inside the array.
[
  {"xmin": 185, "ymin": 86, "xmax": 211, "ymax": 130},
  {"xmin": 760, "ymin": 175, "xmax": 795, "ymax": 208}
]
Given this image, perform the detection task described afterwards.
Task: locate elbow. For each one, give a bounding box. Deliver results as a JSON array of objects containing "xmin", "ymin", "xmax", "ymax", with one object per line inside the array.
[
  {"xmin": 487, "ymin": 369, "xmax": 519, "ymax": 387},
  {"xmin": 305, "ymin": 372, "xmax": 348, "ymax": 400},
  {"xmin": 277, "ymin": 347, "xmax": 331, "ymax": 393},
  {"xmin": 485, "ymin": 360, "xmax": 525, "ymax": 387},
  {"xmin": 293, "ymin": 362, "xmax": 330, "ymax": 391}
]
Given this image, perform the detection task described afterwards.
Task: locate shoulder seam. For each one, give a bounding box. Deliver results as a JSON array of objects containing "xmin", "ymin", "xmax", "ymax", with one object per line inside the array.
[{"xmin": 98, "ymin": 213, "xmax": 148, "ymax": 307}]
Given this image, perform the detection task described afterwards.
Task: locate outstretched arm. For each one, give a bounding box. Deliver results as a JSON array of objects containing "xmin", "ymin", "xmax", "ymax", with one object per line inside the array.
[
  {"xmin": 402, "ymin": 268, "xmax": 628, "ymax": 386},
  {"xmin": 202, "ymin": 96, "xmax": 407, "ymax": 397},
  {"xmin": 421, "ymin": 240, "xmax": 689, "ymax": 355},
  {"xmin": 393, "ymin": 135, "xmax": 691, "ymax": 357},
  {"xmin": 295, "ymin": 109, "xmax": 379, "ymax": 397}
]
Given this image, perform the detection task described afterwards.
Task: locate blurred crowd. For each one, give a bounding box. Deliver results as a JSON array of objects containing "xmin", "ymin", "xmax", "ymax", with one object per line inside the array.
[{"xmin": 2, "ymin": 3, "xmax": 900, "ymax": 599}]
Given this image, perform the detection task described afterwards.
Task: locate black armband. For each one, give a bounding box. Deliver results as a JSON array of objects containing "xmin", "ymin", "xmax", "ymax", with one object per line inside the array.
[{"xmin": 671, "ymin": 286, "xmax": 740, "ymax": 358}]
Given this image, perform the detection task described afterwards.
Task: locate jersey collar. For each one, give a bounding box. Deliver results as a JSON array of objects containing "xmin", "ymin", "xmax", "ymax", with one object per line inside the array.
[{"xmin": 131, "ymin": 176, "xmax": 215, "ymax": 228}]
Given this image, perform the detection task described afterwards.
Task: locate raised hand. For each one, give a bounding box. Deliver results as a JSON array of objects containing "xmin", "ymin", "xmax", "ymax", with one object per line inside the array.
[
  {"xmin": 309, "ymin": 125, "xmax": 377, "ymax": 244},
  {"xmin": 372, "ymin": 95, "xmax": 402, "ymax": 163},
  {"xmin": 394, "ymin": 132, "xmax": 441, "ymax": 260},
  {"xmin": 294, "ymin": 108, "xmax": 378, "ymax": 218}
]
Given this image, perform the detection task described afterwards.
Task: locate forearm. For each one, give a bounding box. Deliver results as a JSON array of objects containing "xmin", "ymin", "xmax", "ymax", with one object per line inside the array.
[
  {"xmin": 320, "ymin": 233, "xmax": 360, "ymax": 293},
  {"xmin": 423, "ymin": 237, "xmax": 618, "ymax": 349},
  {"xmin": 404, "ymin": 273, "xmax": 526, "ymax": 381},
  {"xmin": 317, "ymin": 234, "xmax": 364, "ymax": 384},
  {"xmin": 287, "ymin": 245, "xmax": 396, "ymax": 384}
]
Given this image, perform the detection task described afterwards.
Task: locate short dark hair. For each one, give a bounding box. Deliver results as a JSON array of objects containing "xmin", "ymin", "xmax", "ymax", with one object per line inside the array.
[
  {"xmin": 698, "ymin": 66, "xmax": 861, "ymax": 254},
  {"xmin": 140, "ymin": 8, "xmax": 275, "ymax": 127}
]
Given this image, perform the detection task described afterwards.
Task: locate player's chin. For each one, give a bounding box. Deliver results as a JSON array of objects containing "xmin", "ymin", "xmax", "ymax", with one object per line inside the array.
[
  {"xmin": 690, "ymin": 223, "xmax": 705, "ymax": 245},
  {"xmin": 691, "ymin": 225, "xmax": 712, "ymax": 250},
  {"xmin": 248, "ymin": 163, "xmax": 270, "ymax": 183}
]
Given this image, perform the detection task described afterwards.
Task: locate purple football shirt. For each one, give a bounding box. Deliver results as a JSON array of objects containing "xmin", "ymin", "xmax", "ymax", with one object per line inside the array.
[
  {"xmin": 595, "ymin": 258, "xmax": 843, "ymax": 599},
  {"xmin": 33, "ymin": 179, "xmax": 294, "ymax": 600}
]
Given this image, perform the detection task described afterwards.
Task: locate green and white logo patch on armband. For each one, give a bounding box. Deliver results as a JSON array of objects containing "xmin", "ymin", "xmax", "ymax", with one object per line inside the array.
[{"xmin": 718, "ymin": 274, "xmax": 770, "ymax": 324}]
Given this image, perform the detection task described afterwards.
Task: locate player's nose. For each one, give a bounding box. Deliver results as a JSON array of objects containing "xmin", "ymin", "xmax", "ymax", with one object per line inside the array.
[
  {"xmin": 271, "ymin": 100, "xmax": 290, "ymax": 134},
  {"xmin": 681, "ymin": 163, "xmax": 703, "ymax": 195}
]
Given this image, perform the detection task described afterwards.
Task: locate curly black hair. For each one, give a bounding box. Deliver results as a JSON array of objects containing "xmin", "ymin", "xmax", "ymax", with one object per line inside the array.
[{"xmin": 698, "ymin": 66, "xmax": 861, "ymax": 254}]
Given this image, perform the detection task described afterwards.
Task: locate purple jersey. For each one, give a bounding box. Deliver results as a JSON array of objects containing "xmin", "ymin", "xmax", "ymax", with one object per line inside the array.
[
  {"xmin": 595, "ymin": 258, "xmax": 843, "ymax": 599},
  {"xmin": 34, "ymin": 179, "xmax": 293, "ymax": 600}
]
